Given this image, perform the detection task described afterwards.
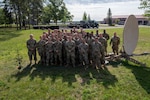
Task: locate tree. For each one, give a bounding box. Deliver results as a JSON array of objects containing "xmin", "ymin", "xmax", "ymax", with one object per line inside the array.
[
  {"xmin": 88, "ymin": 14, "xmax": 91, "ymax": 21},
  {"xmin": 60, "ymin": 5, "xmax": 74, "ymax": 24},
  {"xmin": 2, "ymin": 0, "xmax": 14, "ymax": 27},
  {"xmin": 82, "ymin": 11, "xmax": 87, "ymax": 21},
  {"xmin": 2, "ymin": 0, "xmax": 73, "ymax": 28},
  {"xmin": 3, "ymin": 0, "xmax": 27, "ymax": 29},
  {"xmin": 2, "ymin": 0, "xmax": 44, "ymax": 29},
  {"xmin": 139, "ymin": 0, "xmax": 150, "ymax": 20},
  {"xmin": 42, "ymin": 6, "xmax": 52, "ymax": 24},
  {"xmin": 29, "ymin": 0, "xmax": 44, "ymax": 25},
  {"xmin": 3, "ymin": 5, "xmax": 13, "ymax": 25},
  {"xmin": 45, "ymin": 0, "xmax": 73, "ymax": 25},
  {"xmin": 0, "ymin": 8, "xmax": 5, "ymax": 24},
  {"xmin": 107, "ymin": 8, "xmax": 112, "ymax": 26}
]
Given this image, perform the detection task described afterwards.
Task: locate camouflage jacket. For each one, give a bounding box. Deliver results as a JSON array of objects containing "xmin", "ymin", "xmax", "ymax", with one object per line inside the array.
[
  {"xmin": 26, "ymin": 39, "xmax": 36, "ymax": 51},
  {"xmin": 65, "ymin": 40, "xmax": 75, "ymax": 53},
  {"xmin": 78, "ymin": 42, "xmax": 89, "ymax": 54},
  {"xmin": 110, "ymin": 36, "xmax": 120, "ymax": 46},
  {"xmin": 53, "ymin": 41, "xmax": 62, "ymax": 53}
]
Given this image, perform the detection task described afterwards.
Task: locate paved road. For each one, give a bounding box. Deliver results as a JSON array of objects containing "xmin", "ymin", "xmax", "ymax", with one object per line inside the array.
[{"xmin": 60, "ymin": 25, "xmax": 149, "ymax": 30}]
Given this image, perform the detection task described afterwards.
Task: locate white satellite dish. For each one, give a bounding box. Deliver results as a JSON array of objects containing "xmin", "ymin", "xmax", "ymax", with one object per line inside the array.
[
  {"xmin": 106, "ymin": 15, "xmax": 146, "ymax": 67},
  {"xmin": 123, "ymin": 15, "xmax": 139, "ymax": 55}
]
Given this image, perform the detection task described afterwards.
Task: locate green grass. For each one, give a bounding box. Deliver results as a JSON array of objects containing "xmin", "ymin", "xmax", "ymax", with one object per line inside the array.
[{"xmin": 0, "ymin": 27, "xmax": 150, "ymax": 100}]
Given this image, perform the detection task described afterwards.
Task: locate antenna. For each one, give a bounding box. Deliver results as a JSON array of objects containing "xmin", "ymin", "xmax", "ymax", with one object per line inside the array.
[{"xmin": 105, "ymin": 15, "xmax": 147, "ymax": 67}]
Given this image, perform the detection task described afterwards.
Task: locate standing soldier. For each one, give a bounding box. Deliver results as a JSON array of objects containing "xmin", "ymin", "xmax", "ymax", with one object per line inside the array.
[
  {"xmin": 48, "ymin": 29, "xmax": 51, "ymax": 36},
  {"xmin": 26, "ymin": 34, "xmax": 37, "ymax": 64},
  {"xmin": 99, "ymin": 34, "xmax": 107, "ymax": 56},
  {"xmin": 65, "ymin": 36, "xmax": 76, "ymax": 67},
  {"xmin": 74, "ymin": 33, "xmax": 82, "ymax": 65},
  {"xmin": 36, "ymin": 35, "xmax": 45, "ymax": 64},
  {"xmin": 53, "ymin": 37, "xmax": 62, "ymax": 65},
  {"xmin": 78, "ymin": 38, "xmax": 89, "ymax": 69},
  {"xmin": 102, "ymin": 29, "xmax": 110, "ymax": 55},
  {"xmin": 45, "ymin": 38, "xmax": 54, "ymax": 66},
  {"xmin": 42, "ymin": 34, "xmax": 48, "ymax": 64},
  {"xmin": 62, "ymin": 35, "xmax": 67, "ymax": 65},
  {"xmin": 110, "ymin": 32, "xmax": 120, "ymax": 55},
  {"xmin": 95, "ymin": 30, "xmax": 99, "ymax": 37},
  {"xmin": 92, "ymin": 37, "xmax": 104, "ymax": 69},
  {"xmin": 85, "ymin": 32, "xmax": 94, "ymax": 65}
]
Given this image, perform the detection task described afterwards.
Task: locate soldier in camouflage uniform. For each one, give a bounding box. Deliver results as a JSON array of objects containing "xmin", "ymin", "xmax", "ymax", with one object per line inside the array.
[
  {"xmin": 53, "ymin": 37, "xmax": 62, "ymax": 65},
  {"xmin": 62, "ymin": 35, "xmax": 67, "ymax": 65},
  {"xmin": 95, "ymin": 30, "xmax": 99, "ymax": 37},
  {"xmin": 65, "ymin": 36, "xmax": 76, "ymax": 67},
  {"xmin": 45, "ymin": 38, "xmax": 54, "ymax": 66},
  {"xmin": 110, "ymin": 32, "xmax": 120, "ymax": 55},
  {"xmin": 85, "ymin": 32, "xmax": 94, "ymax": 65},
  {"xmin": 78, "ymin": 38, "xmax": 89, "ymax": 69},
  {"xmin": 42, "ymin": 34, "xmax": 48, "ymax": 64},
  {"xmin": 102, "ymin": 30, "xmax": 110, "ymax": 55},
  {"xmin": 74, "ymin": 33, "xmax": 82, "ymax": 65},
  {"xmin": 92, "ymin": 37, "xmax": 104, "ymax": 69},
  {"xmin": 26, "ymin": 34, "xmax": 37, "ymax": 64},
  {"xmin": 37, "ymin": 35, "xmax": 45, "ymax": 64},
  {"xmin": 99, "ymin": 34, "xmax": 107, "ymax": 56}
]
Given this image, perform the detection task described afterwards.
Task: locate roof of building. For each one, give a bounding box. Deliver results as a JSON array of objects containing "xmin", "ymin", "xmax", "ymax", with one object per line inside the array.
[{"xmin": 112, "ymin": 15, "xmax": 148, "ymax": 19}]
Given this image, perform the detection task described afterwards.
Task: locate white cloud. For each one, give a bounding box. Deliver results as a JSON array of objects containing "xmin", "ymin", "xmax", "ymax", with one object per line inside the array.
[
  {"xmin": 65, "ymin": 0, "xmax": 144, "ymax": 21},
  {"xmin": 64, "ymin": 0, "xmax": 139, "ymax": 4}
]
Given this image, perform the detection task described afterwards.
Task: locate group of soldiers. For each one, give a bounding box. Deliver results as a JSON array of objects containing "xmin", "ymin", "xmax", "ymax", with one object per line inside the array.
[{"xmin": 26, "ymin": 28, "xmax": 120, "ymax": 69}]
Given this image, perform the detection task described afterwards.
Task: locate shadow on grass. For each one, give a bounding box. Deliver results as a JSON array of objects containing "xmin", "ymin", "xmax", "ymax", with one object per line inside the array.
[
  {"xmin": 120, "ymin": 60, "xmax": 150, "ymax": 94},
  {"xmin": 109, "ymin": 59, "xmax": 150, "ymax": 94},
  {"xmin": 109, "ymin": 60, "xmax": 122, "ymax": 67},
  {"xmin": 11, "ymin": 64, "xmax": 118, "ymax": 88},
  {"xmin": 0, "ymin": 29, "xmax": 22, "ymax": 41}
]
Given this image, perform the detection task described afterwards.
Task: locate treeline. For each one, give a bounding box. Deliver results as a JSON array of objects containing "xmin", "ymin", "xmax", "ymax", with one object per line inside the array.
[{"xmin": 0, "ymin": 0, "xmax": 73, "ymax": 30}]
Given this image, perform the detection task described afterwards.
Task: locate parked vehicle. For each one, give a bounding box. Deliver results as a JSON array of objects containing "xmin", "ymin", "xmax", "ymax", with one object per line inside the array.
[
  {"xmin": 88, "ymin": 20, "xmax": 99, "ymax": 28},
  {"xmin": 68, "ymin": 20, "xmax": 99, "ymax": 28}
]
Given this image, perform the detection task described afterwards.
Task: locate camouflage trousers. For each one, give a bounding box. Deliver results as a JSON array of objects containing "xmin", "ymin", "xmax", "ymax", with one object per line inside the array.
[
  {"xmin": 76, "ymin": 49, "xmax": 82, "ymax": 65},
  {"xmin": 28, "ymin": 50, "xmax": 37, "ymax": 62},
  {"xmin": 37, "ymin": 48, "xmax": 45, "ymax": 64},
  {"xmin": 80, "ymin": 53, "xmax": 89, "ymax": 66},
  {"xmin": 62, "ymin": 48, "xmax": 67, "ymax": 65},
  {"xmin": 66, "ymin": 52, "xmax": 75, "ymax": 67},
  {"xmin": 46, "ymin": 51, "xmax": 53, "ymax": 65},
  {"xmin": 92, "ymin": 52, "xmax": 101, "ymax": 68},
  {"xmin": 104, "ymin": 45, "xmax": 107, "ymax": 55},
  {"xmin": 54, "ymin": 51, "xmax": 62, "ymax": 65},
  {"xmin": 112, "ymin": 45, "xmax": 119, "ymax": 55}
]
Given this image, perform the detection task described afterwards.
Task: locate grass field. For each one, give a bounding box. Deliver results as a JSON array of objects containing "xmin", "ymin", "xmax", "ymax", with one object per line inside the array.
[{"xmin": 0, "ymin": 27, "xmax": 150, "ymax": 100}]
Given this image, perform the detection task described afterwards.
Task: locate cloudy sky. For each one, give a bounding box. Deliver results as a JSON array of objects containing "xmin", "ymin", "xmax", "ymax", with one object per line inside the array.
[{"xmin": 64, "ymin": 0, "xmax": 144, "ymax": 21}]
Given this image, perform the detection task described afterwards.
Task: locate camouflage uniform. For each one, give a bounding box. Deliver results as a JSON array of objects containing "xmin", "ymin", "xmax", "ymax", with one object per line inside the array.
[
  {"xmin": 37, "ymin": 39, "xmax": 45, "ymax": 64},
  {"xmin": 92, "ymin": 40, "xmax": 104, "ymax": 68},
  {"xmin": 26, "ymin": 38, "xmax": 37, "ymax": 64},
  {"xmin": 85, "ymin": 37, "xmax": 94, "ymax": 64},
  {"xmin": 110, "ymin": 36, "xmax": 120, "ymax": 55},
  {"xmin": 99, "ymin": 36, "xmax": 107, "ymax": 56},
  {"xmin": 65, "ymin": 39, "xmax": 76, "ymax": 67},
  {"xmin": 45, "ymin": 40, "xmax": 54, "ymax": 66},
  {"xmin": 53, "ymin": 40, "xmax": 62, "ymax": 65},
  {"xmin": 42, "ymin": 34, "xmax": 48, "ymax": 64},
  {"xmin": 62, "ymin": 37, "xmax": 67, "ymax": 65},
  {"xmin": 74, "ymin": 38, "xmax": 82, "ymax": 65},
  {"xmin": 102, "ymin": 30, "xmax": 110, "ymax": 54},
  {"xmin": 78, "ymin": 41, "xmax": 89, "ymax": 68}
]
